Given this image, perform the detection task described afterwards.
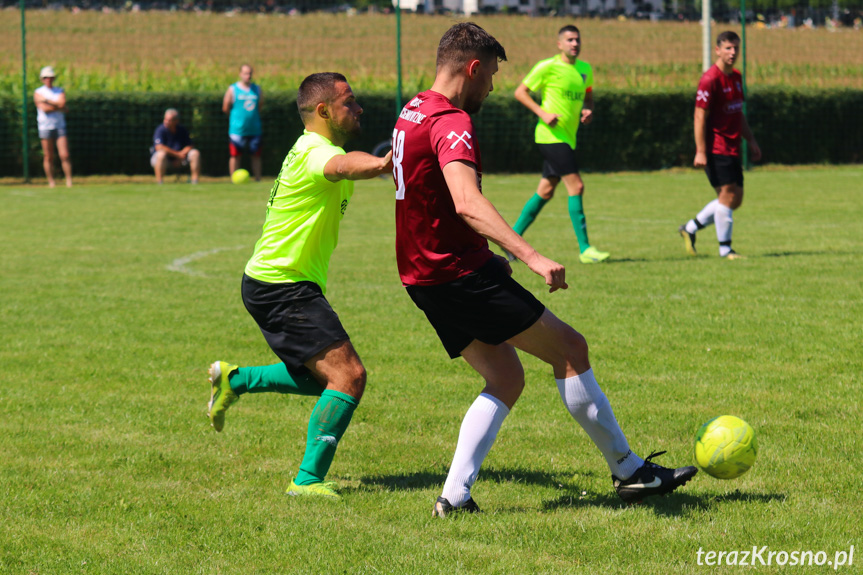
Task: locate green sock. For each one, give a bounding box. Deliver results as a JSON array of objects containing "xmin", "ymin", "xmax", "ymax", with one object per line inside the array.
[
  {"xmin": 294, "ymin": 390, "xmax": 359, "ymax": 485},
  {"xmin": 228, "ymin": 363, "xmax": 322, "ymax": 397},
  {"xmin": 568, "ymin": 195, "xmax": 590, "ymax": 253},
  {"xmin": 513, "ymin": 193, "xmax": 550, "ymax": 236}
]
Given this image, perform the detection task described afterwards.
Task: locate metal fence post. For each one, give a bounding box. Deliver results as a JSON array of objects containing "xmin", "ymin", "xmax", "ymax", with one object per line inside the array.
[
  {"xmin": 740, "ymin": 0, "xmax": 750, "ymax": 170},
  {"xmin": 21, "ymin": 0, "xmax": 30, "ymax": 182}
]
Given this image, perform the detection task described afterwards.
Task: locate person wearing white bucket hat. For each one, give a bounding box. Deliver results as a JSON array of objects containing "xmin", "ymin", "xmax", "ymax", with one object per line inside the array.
[{"xmin": 33, "ymin": 66, "xmax": 73, "ymax": 187}]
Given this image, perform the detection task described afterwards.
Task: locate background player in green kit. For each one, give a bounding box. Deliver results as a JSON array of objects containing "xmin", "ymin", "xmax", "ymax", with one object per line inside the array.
[
  {"xmin": 511, "ymin": 25, "xmax": 610, "ymax": 264},
  {"xmin": 207, "ymin": 72, "xmax": 393, "ymax": 499}
]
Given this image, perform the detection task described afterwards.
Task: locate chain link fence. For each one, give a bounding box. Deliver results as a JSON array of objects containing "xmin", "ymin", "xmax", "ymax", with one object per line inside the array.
[{"xmin": 2, "ymin": 3, "xmax": 861, "ymax": 179}]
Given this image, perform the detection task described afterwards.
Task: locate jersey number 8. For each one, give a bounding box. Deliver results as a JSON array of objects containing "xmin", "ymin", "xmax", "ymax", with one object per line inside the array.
[{"xmin": 392, "ymin": 128, "xmax": 406, "ymax": 200}]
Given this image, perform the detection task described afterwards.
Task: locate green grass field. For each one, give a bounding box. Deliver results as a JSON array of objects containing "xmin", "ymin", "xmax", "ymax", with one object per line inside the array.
[{"xmin": 1, "ymin": 167, "xmax": 861, "ymax": 574}]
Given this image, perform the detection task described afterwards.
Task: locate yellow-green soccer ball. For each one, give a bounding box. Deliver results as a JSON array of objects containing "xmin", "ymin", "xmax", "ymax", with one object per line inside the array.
[
  {"xmin": 694, "ymin": 415, "xmax": 757, "ymax": 479},
  {"xmin": 231, "ymin": 168, "xmax": 250, "ymax": 184}
]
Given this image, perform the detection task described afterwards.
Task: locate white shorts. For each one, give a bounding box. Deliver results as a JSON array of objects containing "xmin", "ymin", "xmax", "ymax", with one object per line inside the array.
[{"xmin": 150, "ymin": 151, "xmax": 189, "ymax": 168}]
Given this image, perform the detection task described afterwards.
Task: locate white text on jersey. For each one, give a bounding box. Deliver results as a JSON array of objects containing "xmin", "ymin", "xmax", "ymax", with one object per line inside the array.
[{"xmin": 399, "ymin": 107, "xmax": 427, "ymax": 125}]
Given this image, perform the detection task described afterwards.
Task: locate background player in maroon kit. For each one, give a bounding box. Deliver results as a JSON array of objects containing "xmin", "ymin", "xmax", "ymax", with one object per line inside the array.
[
  {"xmin": 680, "ymin": 31, "xmax": 762, "ymax": 259},
  {"xmin": 392, "ymin": 22, "xmax": 696, "ymax": 517}
]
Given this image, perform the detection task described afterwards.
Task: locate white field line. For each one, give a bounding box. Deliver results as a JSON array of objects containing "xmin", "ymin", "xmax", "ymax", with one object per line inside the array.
[{"xmin": 166, "ymin": 245, "xmax": 246, "ymax": 277}]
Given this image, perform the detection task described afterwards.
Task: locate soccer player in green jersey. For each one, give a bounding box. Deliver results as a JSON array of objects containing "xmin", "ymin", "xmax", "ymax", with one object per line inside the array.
[
  {"xmin": 206, "ymin": 72, "xmax": 392, "ymax": 499},
  {"xmin": 511, "ymin": 25, "xmax": 610, "ymax": 264}
]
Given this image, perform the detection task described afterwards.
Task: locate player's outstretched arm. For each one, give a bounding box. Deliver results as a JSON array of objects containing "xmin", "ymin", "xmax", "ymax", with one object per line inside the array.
[
  {"xmin": 324, "ymin": 150, "xmax": 393, "ymax": 182},
  {"xmin": 443, "ymin": 160, "xmax": 568, "ymax": 293}
]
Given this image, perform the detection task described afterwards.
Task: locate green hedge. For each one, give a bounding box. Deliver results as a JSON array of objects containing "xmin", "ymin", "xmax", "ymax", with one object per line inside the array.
[{"xmin": 1, "ymin": 88, "xmax": 861, "ymax": 178}]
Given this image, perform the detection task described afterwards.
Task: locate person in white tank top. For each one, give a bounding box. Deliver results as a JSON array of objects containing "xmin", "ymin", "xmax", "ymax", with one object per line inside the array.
[{"xmin": 33, "ymin": 66, "xmax": 72, "ymax": 187}]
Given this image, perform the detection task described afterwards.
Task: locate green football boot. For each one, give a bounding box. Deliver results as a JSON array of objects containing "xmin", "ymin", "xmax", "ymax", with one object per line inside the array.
[
  {"xmin": 207, "ymin": 361, "xmax": 239, "ymax": 432},
  {"xmin": 579, "ymin": 246, "xmax": 611, "ymax": 264},
  {"xmin": 286, "ymin": 480, "xmax": 341, "ymax": 499}
]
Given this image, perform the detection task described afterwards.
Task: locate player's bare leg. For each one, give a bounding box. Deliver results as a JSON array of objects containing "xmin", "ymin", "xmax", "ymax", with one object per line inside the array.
[
  {"xmin": 507, "ymin": 308, "xmax": 589, "ymax": 379},
  {"xmin": 536, "ymin": 176, "xmax": 558, "ymax": 200},
  {"xmin": 304, "ymin": 340, "xmax": 366, "ymax": 401},
  {"xmin": 461, "ymin": 340, "xmax": 525, "ymax": 409}
]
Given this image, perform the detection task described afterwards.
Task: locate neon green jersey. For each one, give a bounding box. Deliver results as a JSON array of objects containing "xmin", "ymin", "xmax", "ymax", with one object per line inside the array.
[
  {"xmin": 522, "ymin": 56, "xmax": 593, "ymax": 149},
  {"xmin": 244, "ymin": 130, "xmax": 353, "ymax": 293}
]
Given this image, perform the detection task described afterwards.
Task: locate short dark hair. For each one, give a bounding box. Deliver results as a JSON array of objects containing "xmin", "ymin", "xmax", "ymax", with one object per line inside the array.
[
  {"xmin": 436, "ymin": 22, "xmax": 507, "ymax": 72},
  {"xmin": 716, "ymin": 30, "xmax": 740, "ymax": 45},
  {"xmin": 558, "ymin": 25, "xmax": 580, "ymax": 36},
  {"xmin": 297, "ymin": 72, "xmax": 348, "ymax": 121}
]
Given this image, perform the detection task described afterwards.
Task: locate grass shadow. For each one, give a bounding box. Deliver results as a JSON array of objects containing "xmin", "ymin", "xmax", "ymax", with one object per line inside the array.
[
  {"xmin": 541, "ymin": 491, "xmax": 622, "ymax": 511},
  {"xmin": 357, "ymin": 470, "xmax": 446, "ymax": 492},
  {"xmin": 604, "ymin": 257, "xmax": 651, "ymax": 264},
  {"xmin": 759, "ymin": 250, "xmax": 857, "ymax": 258},
  {"xmin": 647, "ymin": 490, "xmax": 787, "ymax": 517},
  {"xmin": 589, "ymin": 249, "xmax": 860, "ymax": 265},
  {"xmin": 541, "ymin": 488, "xmax": 786, "ymax": 516},
  {"xmin": 358, "ymin": 466, "xmax": 597, "ymax": 493}
]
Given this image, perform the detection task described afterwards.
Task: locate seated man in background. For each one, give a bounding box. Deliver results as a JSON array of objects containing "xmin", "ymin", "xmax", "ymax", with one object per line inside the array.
[{"xmin": 151, "ymin": 108, "xmax": 201, "ymax": 184}]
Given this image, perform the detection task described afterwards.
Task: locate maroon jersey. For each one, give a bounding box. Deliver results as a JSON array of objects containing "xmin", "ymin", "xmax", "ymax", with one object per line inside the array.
[
  {"xmin": 695, "ymin": 65, "xmax": 745, "ymax": 156},
  {"xmin": 392, "ymin": 90, "xmax": 494, "ymax": 286}
]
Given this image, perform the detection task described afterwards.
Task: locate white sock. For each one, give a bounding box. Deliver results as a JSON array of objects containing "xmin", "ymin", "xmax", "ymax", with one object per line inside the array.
[
  {"xmin": 685, "ymin": 199, "xmax": 718, "ymax": 234},
  {"xmin": 440, "ymin": 393, "xmax": 509, "ymax": 506},
  {"xmin": 715, "ymin": 203, "xmax": 734, "ymax": 256},
  {"xmin": 556, "ymin": 369, "xmax": 643, "ymax": 480}
]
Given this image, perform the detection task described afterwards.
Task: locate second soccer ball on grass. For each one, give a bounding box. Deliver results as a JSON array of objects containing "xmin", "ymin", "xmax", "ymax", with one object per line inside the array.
[{"xmin": 231, "ymin": 169, "xmax": 250, "ymax": 184}]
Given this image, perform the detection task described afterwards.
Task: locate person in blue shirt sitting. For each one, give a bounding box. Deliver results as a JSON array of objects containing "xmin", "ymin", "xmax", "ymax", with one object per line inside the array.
[{"xmin": 151, "ymin": 108, "xmax": 201, "ymax": 184}]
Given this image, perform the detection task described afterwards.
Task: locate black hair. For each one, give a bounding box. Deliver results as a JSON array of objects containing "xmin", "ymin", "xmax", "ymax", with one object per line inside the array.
[
  {"xmin": 297, "ymin": 72, "xmax": 348, "ymax": 120},
  {"xmin": 716, "ymin": 30, "xmax": 741, "ymax": 45},
  {"xmin": 436, "ymin": 22, "xmax": 507, "ymax": 72}
]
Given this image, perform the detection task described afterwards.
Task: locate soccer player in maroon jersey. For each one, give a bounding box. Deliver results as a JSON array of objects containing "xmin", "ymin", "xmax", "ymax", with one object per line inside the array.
[
  {"xmin": 392, "ymin": 23, "xmax": 696, "ymax": 517},
  {"xmin": 680, "ymin": 31, "xmax": 762, "ymax": 259}
]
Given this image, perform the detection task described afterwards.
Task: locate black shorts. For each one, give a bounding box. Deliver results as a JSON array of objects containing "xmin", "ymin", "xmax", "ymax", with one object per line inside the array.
[
  {"xmin": 405, "ymin": 258, "xmax": 546, "ymax": 359},
  {"xmin": 241, "ymin": 274, "xmax": 350, "ymax": 372},
  {"xmin": 705, "ymin": 154, "xmax": 743, "ymax": 188},
  {"xmin": 538, "ymin": 142, "xmax": 579, "ymax": 179}
]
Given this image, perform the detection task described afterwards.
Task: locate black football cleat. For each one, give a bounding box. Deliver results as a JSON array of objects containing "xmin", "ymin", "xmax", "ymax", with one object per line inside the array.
[
  {"xmin": 432, "ymin": 496, "xmax": 481, "ymax": 518},
  {"xmin": 613, "ymin": 450, "xmax": 698, "ymax": 503}
]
